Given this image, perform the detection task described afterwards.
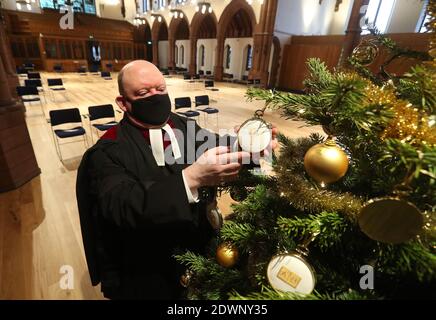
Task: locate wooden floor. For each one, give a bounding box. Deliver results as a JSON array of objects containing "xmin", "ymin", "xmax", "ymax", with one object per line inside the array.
[{"xmin": 0, "ymin": 72, "xmax": 321, "ymax": 299}]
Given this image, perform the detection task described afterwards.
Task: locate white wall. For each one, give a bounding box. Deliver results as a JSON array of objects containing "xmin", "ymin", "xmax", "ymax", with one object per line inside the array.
[
  {"xmin": 387, "ymin": 0, "xmax": 425, "ymax": 33},
  {"xmin": 274, "ymin": 0, "xmax": 353, "ymax": 36},
  {"xmin": 96, "ymin": 0, "xmax": 138, "ymax": 21},
  {"xmin": 223, "ymin": 37, "xmax": 253, "ymax": 80},
  {"xmin": 158, "ymin": 40, "xmax": 168, "ymax": 68},
  {"xmin": 274, "ymin": 0, "xmax": 427, "ymax": 36},
  {"xmin": 175, "ymin": 39, "xmax": 190, "ymax": 69},
  {"xmin": 142, "ymin": 0, "xmax": 262, "ymax": 31},
  {"xmin": 197, "ymin": 39, "xmax": 217, "ymax": 74},
  {"xmin": 328, "ymin": 0, "xmax": 353, "ymax": 34}
]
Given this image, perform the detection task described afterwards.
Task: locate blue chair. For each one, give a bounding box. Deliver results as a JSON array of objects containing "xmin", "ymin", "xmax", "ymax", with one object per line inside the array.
[
  {"xmin": 174, "ymin": 97, "xmax": 200, "ymax": 121},
  {"xmin": 27, "ymin": 72, "xmax": 41, "ymax": 79},
  {"xmin": 77, "ymin": 66, "xmax": 87, "ymax": 75},
  {"xmin": 195, "ymin": 95, "xmax": 219, "ymax": 128},
  {"xmin": 100, "ymin": 71, "xmax": 112, "ymax": 80},
  {"xmin": 16, "ymin": 86, "xmax": 45, "ymax": 116},
  {"xmin": 88, "ymin": 104, "xmax": 117, "ymax": 143},
  {"xmin": 16, "ymin": 66, "xmax": 28, "ymax": 77},
  {"xmin": 49, "ymin": 108, "xmax": 88, "ymax": 161},
  {"xmin": 89, "ymin": 65, "xmax": 99, "ymax": 74},
  {"xmin": 205, "ymin": 80, "xmax": 219, "ymax": 102},
  {"xmin": 24, "ymin": 62, "xmax": 35, "ymax": 71},
  {"xmin": 53, "ymin": 64, "xmax": 63, "ymax": 73},
  {"xmin": 25, "ymin": 79, "xmax": 46, "ymax": 103},
  {"xmin": 47, "ymin": 78, "xmax": 67, "ymax": 102}
]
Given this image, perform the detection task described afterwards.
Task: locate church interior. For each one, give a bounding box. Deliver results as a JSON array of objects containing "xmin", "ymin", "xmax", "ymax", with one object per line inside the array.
[{"xmin": 0, "ymin": 0, "xmax": 433, "ymax": 300}]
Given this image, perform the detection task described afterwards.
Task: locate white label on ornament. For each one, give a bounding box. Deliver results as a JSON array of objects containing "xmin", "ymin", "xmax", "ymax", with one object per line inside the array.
[
  {"xmin": 238, "ymin": 119, "xmax": 271, "ymax": 153},
  {"xmin": 267, "ymin": 254, "xmax": 315, "ymax": 295}
]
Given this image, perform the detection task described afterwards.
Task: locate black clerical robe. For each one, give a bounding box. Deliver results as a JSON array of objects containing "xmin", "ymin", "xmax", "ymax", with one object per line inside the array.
[{"xmin": 76, "ymin": 113, "xmax": 220, "ymax": 299}]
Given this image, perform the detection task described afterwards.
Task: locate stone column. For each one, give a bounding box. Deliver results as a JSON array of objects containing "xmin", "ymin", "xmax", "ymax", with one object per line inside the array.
[
  {"xmin": 168, "ymin": 36, "xmax": 175, "ymax": 70},
  {"xmin": 0, "ymin": 18, "xmax": 19, "ymax": 98},
  {"xmin": 152, "ymin": 40, "xmax": 159, "ymax": 67},
  {"xmin": 213, "ymin": 35, "xmax": 225, "ymax": 81},
  {"xmin": 189, "ymin": 36, "xmax": 197, "ymax": 75},
  {"xmin": 250, "ymin": 0, "xmax": 278, "ymax": 87},
  {"xmin": 0, "ymin": 35, "xmax": 40, "ymax": 192}
]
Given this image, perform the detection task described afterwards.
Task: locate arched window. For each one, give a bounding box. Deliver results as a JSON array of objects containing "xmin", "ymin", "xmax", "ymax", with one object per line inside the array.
[
  {"xmin": 143, "ymin": 0, "xmax": 150, "ymax": 12},
  {"xmin": 180, "ymin": 45, "xmax": 184, "ymax": 64},
  {"xmin": 245, "ymin": 45, "xmax": 252, "ymax": 71},
  {"xmin": 225, "ymin": 45, "xmax": 231, "ymax": 69},
  {"xmin": 200, "ymin": 45, "xmax": 205, "ymax": 67},
  {"xmin": 175, "ymin": 46, "xmax": 178, "ymax": 64},
  {"xmin": 362, "ymin": 0, "xmax": 395, "ymax": 34}
]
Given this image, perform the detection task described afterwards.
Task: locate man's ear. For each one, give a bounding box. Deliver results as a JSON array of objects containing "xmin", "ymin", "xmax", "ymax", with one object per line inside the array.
[{"xmin": 116, "ymin": 96, "xmax": 128, "ymax": 112}]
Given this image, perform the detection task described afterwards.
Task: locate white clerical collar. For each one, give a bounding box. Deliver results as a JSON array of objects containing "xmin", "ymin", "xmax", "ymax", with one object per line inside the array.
[{"xmin": 149, "ymin": 123, "xmax": 181, "ymax": 166}]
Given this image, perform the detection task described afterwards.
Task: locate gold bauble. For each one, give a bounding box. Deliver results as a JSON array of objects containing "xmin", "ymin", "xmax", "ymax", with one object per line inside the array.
[
  {"xmin": 352, "ymin": 41, "xmax": 379, "ymax": 66},
  {"xmin": 216, "ymin": 243, "xmax": 239, "ymax": 268},
  {"xmin": 304, "ymin": 140, "xmax": 349, "ymax": 184},
  {"xmin": 359, "ymin": 197, "xmax": 424, "ymax": 244}
]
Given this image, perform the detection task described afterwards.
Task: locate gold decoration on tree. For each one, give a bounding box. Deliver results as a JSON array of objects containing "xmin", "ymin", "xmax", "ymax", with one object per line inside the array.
[
  {"xmin": 381, "ymin": 102, "xmax": 436, "ymax": 145},
  {"xmin": 216, "ymin": 243, "xmax": 239, "ymax": 268},
  {"xmin": 352, "ymin": 39, "xmax": 380, "ymax": 66},
  {"xmin": 359, "ymin": 185, "xmax": 424, "ymax": 244},
  {"xmin": 304, "ymin": 139, "xmax": 349, "ymax": 184}
]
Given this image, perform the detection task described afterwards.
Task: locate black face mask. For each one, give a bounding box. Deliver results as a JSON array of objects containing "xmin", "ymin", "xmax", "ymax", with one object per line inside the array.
[{"xmin": 128, "ymin": 93, "xmax": 171, "ymax": 126}]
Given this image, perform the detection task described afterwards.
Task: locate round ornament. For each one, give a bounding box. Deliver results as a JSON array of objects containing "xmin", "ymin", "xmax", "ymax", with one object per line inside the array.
[
  {"xmin": 304, "ymin": 139, "xmax": 349, "ymax": 184},
  {"xmin": 267, "ymin": 253, "xmax": 316, "ymax": 295},
  {"xmin": 216, "ymin": 243, "xmax": 239, "ymax": 268},
  {"xmin": 359, "ymin": 197, "xmax": 424, "ymax": 244},
  {"xmin": 237, "ymin": 110, "xmax": 272, "ymax": 154},
  {"xmin": 352, "ymin": 40, "xmax": 379, "ymax": 66}
]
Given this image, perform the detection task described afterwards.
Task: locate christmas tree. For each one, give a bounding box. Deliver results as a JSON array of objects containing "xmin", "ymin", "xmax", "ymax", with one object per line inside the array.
[{"xmin": 175, "ymin": 5, "xmax": 436, "ymax": 300}]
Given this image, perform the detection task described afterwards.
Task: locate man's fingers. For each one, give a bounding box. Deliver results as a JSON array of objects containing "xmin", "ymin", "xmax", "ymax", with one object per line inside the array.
[
  {"xmin": 217, "ymin": 151, "xmax": 251, "ymax": 164},
  {"xmin": 210, "ymin": 146, "xmax": 230, "ymax": 155}
]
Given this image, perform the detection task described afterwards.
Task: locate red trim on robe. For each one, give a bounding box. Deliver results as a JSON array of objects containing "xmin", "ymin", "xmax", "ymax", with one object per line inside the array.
[{"xmin": 100, "ymin": 120, "xmax": 175, "ymax": 149}]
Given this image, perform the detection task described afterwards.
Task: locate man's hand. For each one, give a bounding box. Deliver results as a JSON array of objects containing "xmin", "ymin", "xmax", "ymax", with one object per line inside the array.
[{"xmin": 183, "ymin": 146, "xmax": 250, "ymax": 190}]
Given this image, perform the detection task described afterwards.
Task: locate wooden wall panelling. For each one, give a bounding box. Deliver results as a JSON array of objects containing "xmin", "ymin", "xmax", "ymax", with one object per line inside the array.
[
  {"xmin": 279, "ymin": 35, "xmax": 344, "ymax": 90},
  {"xmin": 278, "ymin": 33, "xmax": 431, "ymax": 91}
]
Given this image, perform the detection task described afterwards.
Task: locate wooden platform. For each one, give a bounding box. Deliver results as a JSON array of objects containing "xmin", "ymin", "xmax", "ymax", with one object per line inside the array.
[{"xmin": 0, "ymin": 72, "xmax": 321, "ymax": 299}]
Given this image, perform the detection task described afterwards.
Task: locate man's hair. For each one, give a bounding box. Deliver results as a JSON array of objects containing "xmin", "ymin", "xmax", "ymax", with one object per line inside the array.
[{"xmin": 117, "ymin": 69, "xmax": 125, "ymax": 96}]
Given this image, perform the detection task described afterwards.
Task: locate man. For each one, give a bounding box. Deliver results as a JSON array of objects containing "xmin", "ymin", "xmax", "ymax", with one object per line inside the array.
[{"xmin": 76, "ymin": 60, "xmax": 276, "ymax": 299}]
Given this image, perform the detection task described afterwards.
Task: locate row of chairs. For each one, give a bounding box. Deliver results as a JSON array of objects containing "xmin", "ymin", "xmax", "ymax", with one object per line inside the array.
[
  {"xmin": 49, "ymin": 93, "xmax": 219, "ymax": 161},
  {"xmin": 175, "ymin": 95, "xmax": 219, "ymax": 128},
  {"xmin": 49, "ymin": 104, "xmax": 117, "ymax": 161},
  {"xmin": 17, "ymin": 77, "xmax": 67, "ymax": 107}
]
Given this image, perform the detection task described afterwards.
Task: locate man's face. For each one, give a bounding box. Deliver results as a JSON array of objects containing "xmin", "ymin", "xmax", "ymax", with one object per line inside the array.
[{"xmin": 117, "ymin": 63, "xmax": 168, "ymax": 113}]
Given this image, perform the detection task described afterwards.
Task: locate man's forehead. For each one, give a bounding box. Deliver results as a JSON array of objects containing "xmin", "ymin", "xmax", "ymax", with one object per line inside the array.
[{"xmin": 123, "ymin": 66, "xmax": 164, "ymax": 91}]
